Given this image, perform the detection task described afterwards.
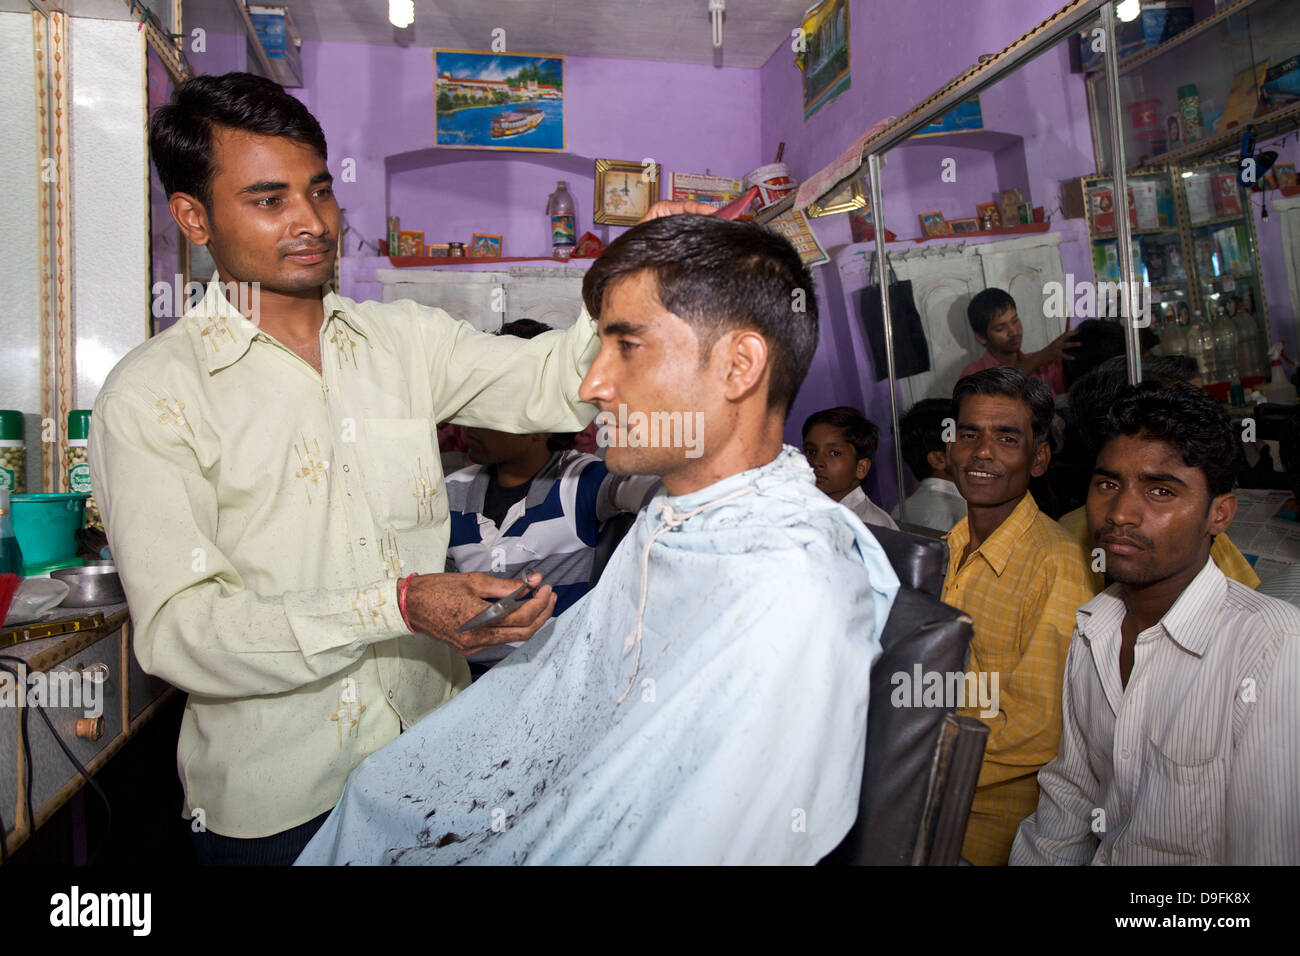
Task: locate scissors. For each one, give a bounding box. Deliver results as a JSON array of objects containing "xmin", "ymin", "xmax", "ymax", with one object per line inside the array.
[{"xmin": 455, "ymin": 566, "xmax": 540, "ymax": 633}]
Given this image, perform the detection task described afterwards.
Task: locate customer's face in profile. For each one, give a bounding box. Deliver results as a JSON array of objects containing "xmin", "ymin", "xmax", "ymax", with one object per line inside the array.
[
  {"xmin": 1087, "ymin": 434, "xmax": 1235, "ymax": 587},
  {"xmin": 183, "ymin": 126, "xmax": 339, "ymax": 295},
  {"xmin": 578, "ymin": 271, "xmax": 710, "ymax": 477},
  {"xmin": 947, "ymin": 393, "xmax": 1047, "ymax": 509}
]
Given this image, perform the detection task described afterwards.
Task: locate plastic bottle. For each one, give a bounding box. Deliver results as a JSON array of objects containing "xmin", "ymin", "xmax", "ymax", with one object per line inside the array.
[
  {"xmin": 1210, "ymin": 305, "xmax": 1239, "ymax": 386},
  {"xmin": 1227, "ymin": 298, "xmax": 1264, "ymax": 379},
  {"xmin": 65, "ymin": 409, "xmax": 101, "ymax": 531},
  {"xmin": 1229, "ymin": 371, "xmax": 1246, "ymax": 408},
  {"xmin": 1186, "ymin": 308, "xmax": 1216, "ymax": 382},
  {"xmin": 546, "ymin": 181, "xmax": 576, "ymax": 259},
  {"xmin": 1158, "ymin": 306, "xmax": 1188, "ymax": 358},
  {"xmin": 1178, "ymin": 84, "xmax": 1202, "ymax": 143},
  {"xmin": 0, "ymin": 410, "xmax": 24, "ymax": 494},
  {"xmin": 0, "ymin": 489, "xmax": 22, "ymax": 577}
]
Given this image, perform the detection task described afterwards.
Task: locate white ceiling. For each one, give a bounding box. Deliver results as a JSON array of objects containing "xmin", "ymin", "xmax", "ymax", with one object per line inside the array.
[{"xmin": 180, "ymin": 0, "xmax": 816, "ymax": 67}]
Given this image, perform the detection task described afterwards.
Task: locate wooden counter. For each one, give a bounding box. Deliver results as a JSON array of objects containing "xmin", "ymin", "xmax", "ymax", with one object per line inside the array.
[{"xmin": 1, "ymin": 603, "xmax": 175, "ymax": 859}]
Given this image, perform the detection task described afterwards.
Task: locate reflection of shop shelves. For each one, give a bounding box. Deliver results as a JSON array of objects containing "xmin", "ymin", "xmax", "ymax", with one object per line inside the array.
[
  {"xmin": 1189, "ymin": 214, "xmax": 1248, "ymax": 229},
  {"xmin": 1092, "ymin": 0, "xmax": 1258, "ymax": 78},
  {"xmin": 1093, "ymin": 226, "xmax": 1180, "ymax": 238},
  {"xmin": 1137, "ymin": 102, "xmax": 1300, "ymax": 173},
  {"xmin": 909, "ymin": 221, "xmax": 1050, "ymax": 243}
]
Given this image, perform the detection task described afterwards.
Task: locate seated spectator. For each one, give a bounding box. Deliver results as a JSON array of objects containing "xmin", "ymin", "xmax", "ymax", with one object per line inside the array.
[
  {"xmin": 1057, "ymin": 354, "xmax": 1259, "ymax": 590},
  {"xmin": 447, "ymin": 320, "xmax": 659, "ymax": 668},
  {"xmin": 942, "ymin": 366, "xmax": 1097, "ymax": 865},
  {"xmin": 891, "ymin": 397, "xmax": 966, "ymax": 533},
  {"xmin": 1012, "ymin": 383, "xmax": 1300, "ymax": 864},
  {"xmin": 802, "ymin": 406, "xmax": 898, "ymax": 530},
  {"xmin": 960, "ymin": 288, "xmax": 1079, "ymax": 397},
  {"xmin": 296, "ymin": 214, "xmax": 900, "ymax": 865},
  {"xmin": 1257, "ymin": 405, "xmax": 1300, "ymax": 605}
]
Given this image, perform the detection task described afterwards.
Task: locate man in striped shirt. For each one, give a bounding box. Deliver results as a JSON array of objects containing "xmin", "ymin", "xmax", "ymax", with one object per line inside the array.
[{"xmin": 1012, "ymin": 383, "xmax": 1300, "ymax": 864}]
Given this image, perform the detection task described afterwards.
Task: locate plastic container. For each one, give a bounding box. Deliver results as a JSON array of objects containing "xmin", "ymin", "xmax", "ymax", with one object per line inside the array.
[
  {"xmin": 743, "ymin": 163, "xmax": 797, "ymax": 210},
  {"xmin": 1178, "ymin": 84, "xmax": 1202, "ymax": 144},
  {"xmin": 546, "ymin": 181, "xmax": 576, "ymax": 259},
  {"xmin": 10, "ymin": 492, "xmax": 88, "ymax": 572},
  {"xmin": 0, "ymin": 410, "xmax": 24, "ymax": 494}
]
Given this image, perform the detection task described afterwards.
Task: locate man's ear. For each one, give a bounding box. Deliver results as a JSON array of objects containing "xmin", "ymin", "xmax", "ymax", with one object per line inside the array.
[
  {"xmin": 1207, "ymin": 492, "xmax": 1237, "ymax": 537},
  {"xmin": 926, "ymin": 448, "xmax": 948, "ymax": 476},
  {"xmin": 974, "ymin": 332, "xmax": 988, "ymax": 347},
  {"xmin": 170, "ymin": 192, "xmax": 213, "ymax": 247},
  {"xmin": 1030, "ymin": 438, "xmax": 1051, "ymax": 478},
  {"xmin": 855, "ymin": 458, "xmax": 871, "ymax": 481},
  {"xmin": 720, "ymin": 330, "xmax": 769, "ymax": 403}
]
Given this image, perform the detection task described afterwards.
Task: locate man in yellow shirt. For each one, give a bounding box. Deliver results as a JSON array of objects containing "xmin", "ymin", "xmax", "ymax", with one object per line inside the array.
[
  {"xmin": 942, "ymin": 366, "xmax": 1097, "ymax": 865},
  {"xmin": 90, "ymin": 71, "xmax": 710, "ymax": 864}
]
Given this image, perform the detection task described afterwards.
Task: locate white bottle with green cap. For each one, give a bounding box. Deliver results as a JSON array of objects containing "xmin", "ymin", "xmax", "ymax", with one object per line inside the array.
[{"xmin": 0, "ymin": 410, "xmax": 24, "ymax": 495}]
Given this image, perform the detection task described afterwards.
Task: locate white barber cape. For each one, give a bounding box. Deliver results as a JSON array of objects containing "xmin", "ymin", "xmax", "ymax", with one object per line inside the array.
[{"xmin": 295, "ymin": 447, "xmax": 899, "ymax": 865}]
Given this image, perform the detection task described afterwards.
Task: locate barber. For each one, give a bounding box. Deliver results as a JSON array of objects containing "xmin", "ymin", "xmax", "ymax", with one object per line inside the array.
[{"xmin": 90, "ymin": 70, "xmax": 713, "ymax": 865}]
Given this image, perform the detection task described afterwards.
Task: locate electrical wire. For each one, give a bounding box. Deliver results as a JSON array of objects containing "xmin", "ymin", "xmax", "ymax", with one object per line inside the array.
[{"xmin": 0, "ymin": 654, "xmax": 113, "ymax": 864}]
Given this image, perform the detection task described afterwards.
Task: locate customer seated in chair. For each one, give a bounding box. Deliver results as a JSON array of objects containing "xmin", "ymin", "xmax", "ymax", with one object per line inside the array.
[
  {"xmin": 960, "ymin": 288, "xmax": 1078, "ymax": 397},
  {"xmin": 942, "ymin": 366, "xmax": 1097, "ymax": 865},
  {"xmin": 892, "ymin": 397, "xmax": 966, "ymax": 533},
  {"xmin": 1012, "ymin": 383, "xmax": 1300, "ymax": 864},
  {"xmin": 447, "ymin": 319, "xmax": 659, "ymax": 672},
  {"xmin": 296, "ymin": 214, "xmax": 900, "ymax": 865},
  {"xmin": 802, "ymin": 406, "xmax": 898, "ymax": 530}
]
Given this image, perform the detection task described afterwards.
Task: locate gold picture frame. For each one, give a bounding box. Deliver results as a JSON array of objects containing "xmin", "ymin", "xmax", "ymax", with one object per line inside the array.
[
  {"xmin": 594, "ymin": 158, "xmax": 660, "ymax": 225},
  {"xmin": 805, "ymin": 175, "xmax": 866, "ymax": 218}
]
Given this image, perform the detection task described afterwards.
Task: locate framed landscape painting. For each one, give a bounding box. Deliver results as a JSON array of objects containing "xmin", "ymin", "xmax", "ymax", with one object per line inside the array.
[{"xmin": 435, "ymin": 49, "xmax": 565, "ymax": 151}]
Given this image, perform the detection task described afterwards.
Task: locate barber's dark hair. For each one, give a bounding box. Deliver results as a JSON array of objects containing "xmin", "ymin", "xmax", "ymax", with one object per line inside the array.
[
  {"xmin": 149, "ymin": 72, "xmax": 328, "ymax": 210},
  {"xmin": 1279, "ymin": 406, "xmax": 1300, "ymax": 500},
  {"xmin": 952, "ymin": 365, "xmax": 1054, "ymax": 446},
  {"xmin": 967, "ymin": 288, "xmax": 1016, "ymax": 340},
  {"xmin": 1068, "ymin": 354, "xmax": 1199, "ymax": 458},
  {"xmin": 899, "ymin": 397, "xmax": 953, "ymax": 480},
  {"xmin": 581, "ymin": 214, "xmax": 818, "ymax": 415},
  {"xmin": 801, "ymin": 406, "xmax": 879, "ymax": 461},
  {"xmin": 497, "ymin": 318, "xmax": 575, "ymax": 452},
  {"xmin": 1100, "ymin": 382, "xmax": 1239, "ymax": 498}
]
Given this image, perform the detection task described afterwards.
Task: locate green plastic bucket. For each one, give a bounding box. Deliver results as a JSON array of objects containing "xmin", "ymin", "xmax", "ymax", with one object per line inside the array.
[{"xmin": 11, "ymin": 493, "xmax": 89, "ymax": 573}]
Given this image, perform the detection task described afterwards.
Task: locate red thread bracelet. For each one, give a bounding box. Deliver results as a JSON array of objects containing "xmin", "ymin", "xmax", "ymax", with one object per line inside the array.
[{"xmin": 397, "ymin": 573, "xmax": 417, "ymax": 632}]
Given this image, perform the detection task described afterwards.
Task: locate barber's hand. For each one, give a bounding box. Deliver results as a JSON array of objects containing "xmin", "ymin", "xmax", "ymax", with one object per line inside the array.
[
  {"xmin": 1039, "ymin": 328, "xmax": 1081, "ymax": 363},
  {"xmin": 638, "ymin": 200, "xmax": 719, "ymax": 223},
  {"xmin": 404, "ymin": 571, "xmax": 557, "ymax": 655}
]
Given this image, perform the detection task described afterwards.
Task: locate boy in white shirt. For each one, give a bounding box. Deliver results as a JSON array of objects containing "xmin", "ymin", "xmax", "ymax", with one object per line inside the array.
[{"xmin": 802, "ymin": 406, "xmax": 897, "ymax": 530}]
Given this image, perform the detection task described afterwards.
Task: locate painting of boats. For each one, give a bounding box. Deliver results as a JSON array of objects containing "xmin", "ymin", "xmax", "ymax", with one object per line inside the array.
[{"xmin": 435, "ymin": 50, "xmax": 565, "ymax": 151}]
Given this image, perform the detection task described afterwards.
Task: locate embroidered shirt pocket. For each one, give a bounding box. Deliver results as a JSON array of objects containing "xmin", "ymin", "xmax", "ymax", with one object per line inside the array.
[{"xmin": 360, "ymin": 418, "xmax": 447, "ymax": 532}]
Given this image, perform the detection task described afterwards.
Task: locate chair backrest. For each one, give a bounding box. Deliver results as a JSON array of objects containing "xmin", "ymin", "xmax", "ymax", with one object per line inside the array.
[
  {"xmin": 822, "ymin": 526, "xmax": 986, "ymax": 865},
  {"xmin": 588, "ymin": 512, "xmax": 636, "ymax": 589}
]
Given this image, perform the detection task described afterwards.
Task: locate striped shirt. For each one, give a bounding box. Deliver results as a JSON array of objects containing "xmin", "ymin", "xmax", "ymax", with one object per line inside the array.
[
  {"xmin": 1011, "ymin": 557, "xmax": 1300, "ymax": 865},
  {"xmin": 942, "ymin": 493, "xmax": 1098, "ymax": 865},
  {"xmin": 446, "ymin": 450, "xmax": 657, "ymax": 620}
]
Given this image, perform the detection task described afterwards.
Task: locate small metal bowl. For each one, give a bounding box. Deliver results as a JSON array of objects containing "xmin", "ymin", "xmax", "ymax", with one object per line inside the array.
[{"xmin": 50, "ymin": 564, "xmax": 126, "ymax": 608}]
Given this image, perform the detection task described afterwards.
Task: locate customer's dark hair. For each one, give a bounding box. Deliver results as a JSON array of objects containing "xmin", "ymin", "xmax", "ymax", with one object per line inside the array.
[
  {"xmin": 498, "ymin": 319, "xmax": 576, "ymax": 452},
  {"xmin": 967, "ymin": 287, "xmax": 1016, "ymax": 339},
  {"xmin": 952, "ymin": 365, "xmax": 1054, "ymax": 446},
  {"xmin": 1061, "ymin": 318, "xmax": 1159, "ymax": 388},
  {"xmin": 149, "ymin": 72, "xmax": 328, "ymax": 210},
  {"xmin": 899, "ymin": 397, "xmax": 954, "ymax": 480},
  {"xmin": 1279, "ymin": 406, "xmax": 1300, "ymax": 500},
  {"xmin": 581, "ymin": 214, "xmax": 818, "ymax": 415},
  {"xmin": 1099, "ymin": 382, "xmax": 1239, "ymax": 498},
  {"xmin": 1068, "ymin": 354, "xmax": 1199, "ymax": 458},
  {"xmin": 801, "ymin": 406, "xmax": 879, "ymax": 461}
]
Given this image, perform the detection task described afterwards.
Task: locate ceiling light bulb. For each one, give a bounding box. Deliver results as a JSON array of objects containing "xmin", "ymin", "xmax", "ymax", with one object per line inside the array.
[
  {"xmin": 389, "ymin": 0, "xmax": 414, "ymax": 29},
  {"xmin": 709, "ymin": 0, "xmax": 725, "ymax": 49},
  {"xmin": 1116, "ymin": 0, "xmax": 1141, "ymax": 23}
]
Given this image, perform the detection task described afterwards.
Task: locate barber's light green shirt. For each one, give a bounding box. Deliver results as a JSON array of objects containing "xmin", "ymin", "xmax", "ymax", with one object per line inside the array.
[{"xmin": 89, "ymin": 277, "xmax": 598, "ymax": 837}]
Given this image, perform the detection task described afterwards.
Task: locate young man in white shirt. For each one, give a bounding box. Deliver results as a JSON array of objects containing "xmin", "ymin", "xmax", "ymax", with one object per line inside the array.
[
  {"xmin": 1012, "ymin": 382, "xmax": 1300, "ymax": 865},
  {"xmin": 802, "ymin": 406, "xmax": 898, "ymax": 531}
]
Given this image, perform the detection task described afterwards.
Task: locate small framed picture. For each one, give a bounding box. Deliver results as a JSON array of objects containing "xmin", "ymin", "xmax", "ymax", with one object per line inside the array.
[
  {"xmin": 949, "ymin": 217, "xmax": 980, "ymax": 235},
  {"xmin": 1016, "ymin": 202, "xmax": 1033, "ymax": 225},
  {"xmin": 594, "ymin": 158, "xmax": 660, "ymax": 225},
  {"xmin": 425, "ymin": 243, "xmax": 450, "ymax": 257},
  {"xmin": 1277, "ymin": 163, "xmax": 1297, "ymax": 190},
  {"xmin": 471, "ymin": 233, "xmax": 502, "ymax": 258},
  {"xmin": 976, "ymin": 201, "xmax": 1001, "ymax": 229},
  {"xmin": 397, "ymin": 230, "xmax": 425, "ymax": 256},
  {"xmin": 919, "ymin": 210, "xmax": 949, "ymax": 238}
]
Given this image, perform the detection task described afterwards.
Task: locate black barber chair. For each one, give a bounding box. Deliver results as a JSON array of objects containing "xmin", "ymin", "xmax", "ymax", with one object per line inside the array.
[{"xmin": 821, "ymin": 524, "xmax": 988, "ymax": 865}]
